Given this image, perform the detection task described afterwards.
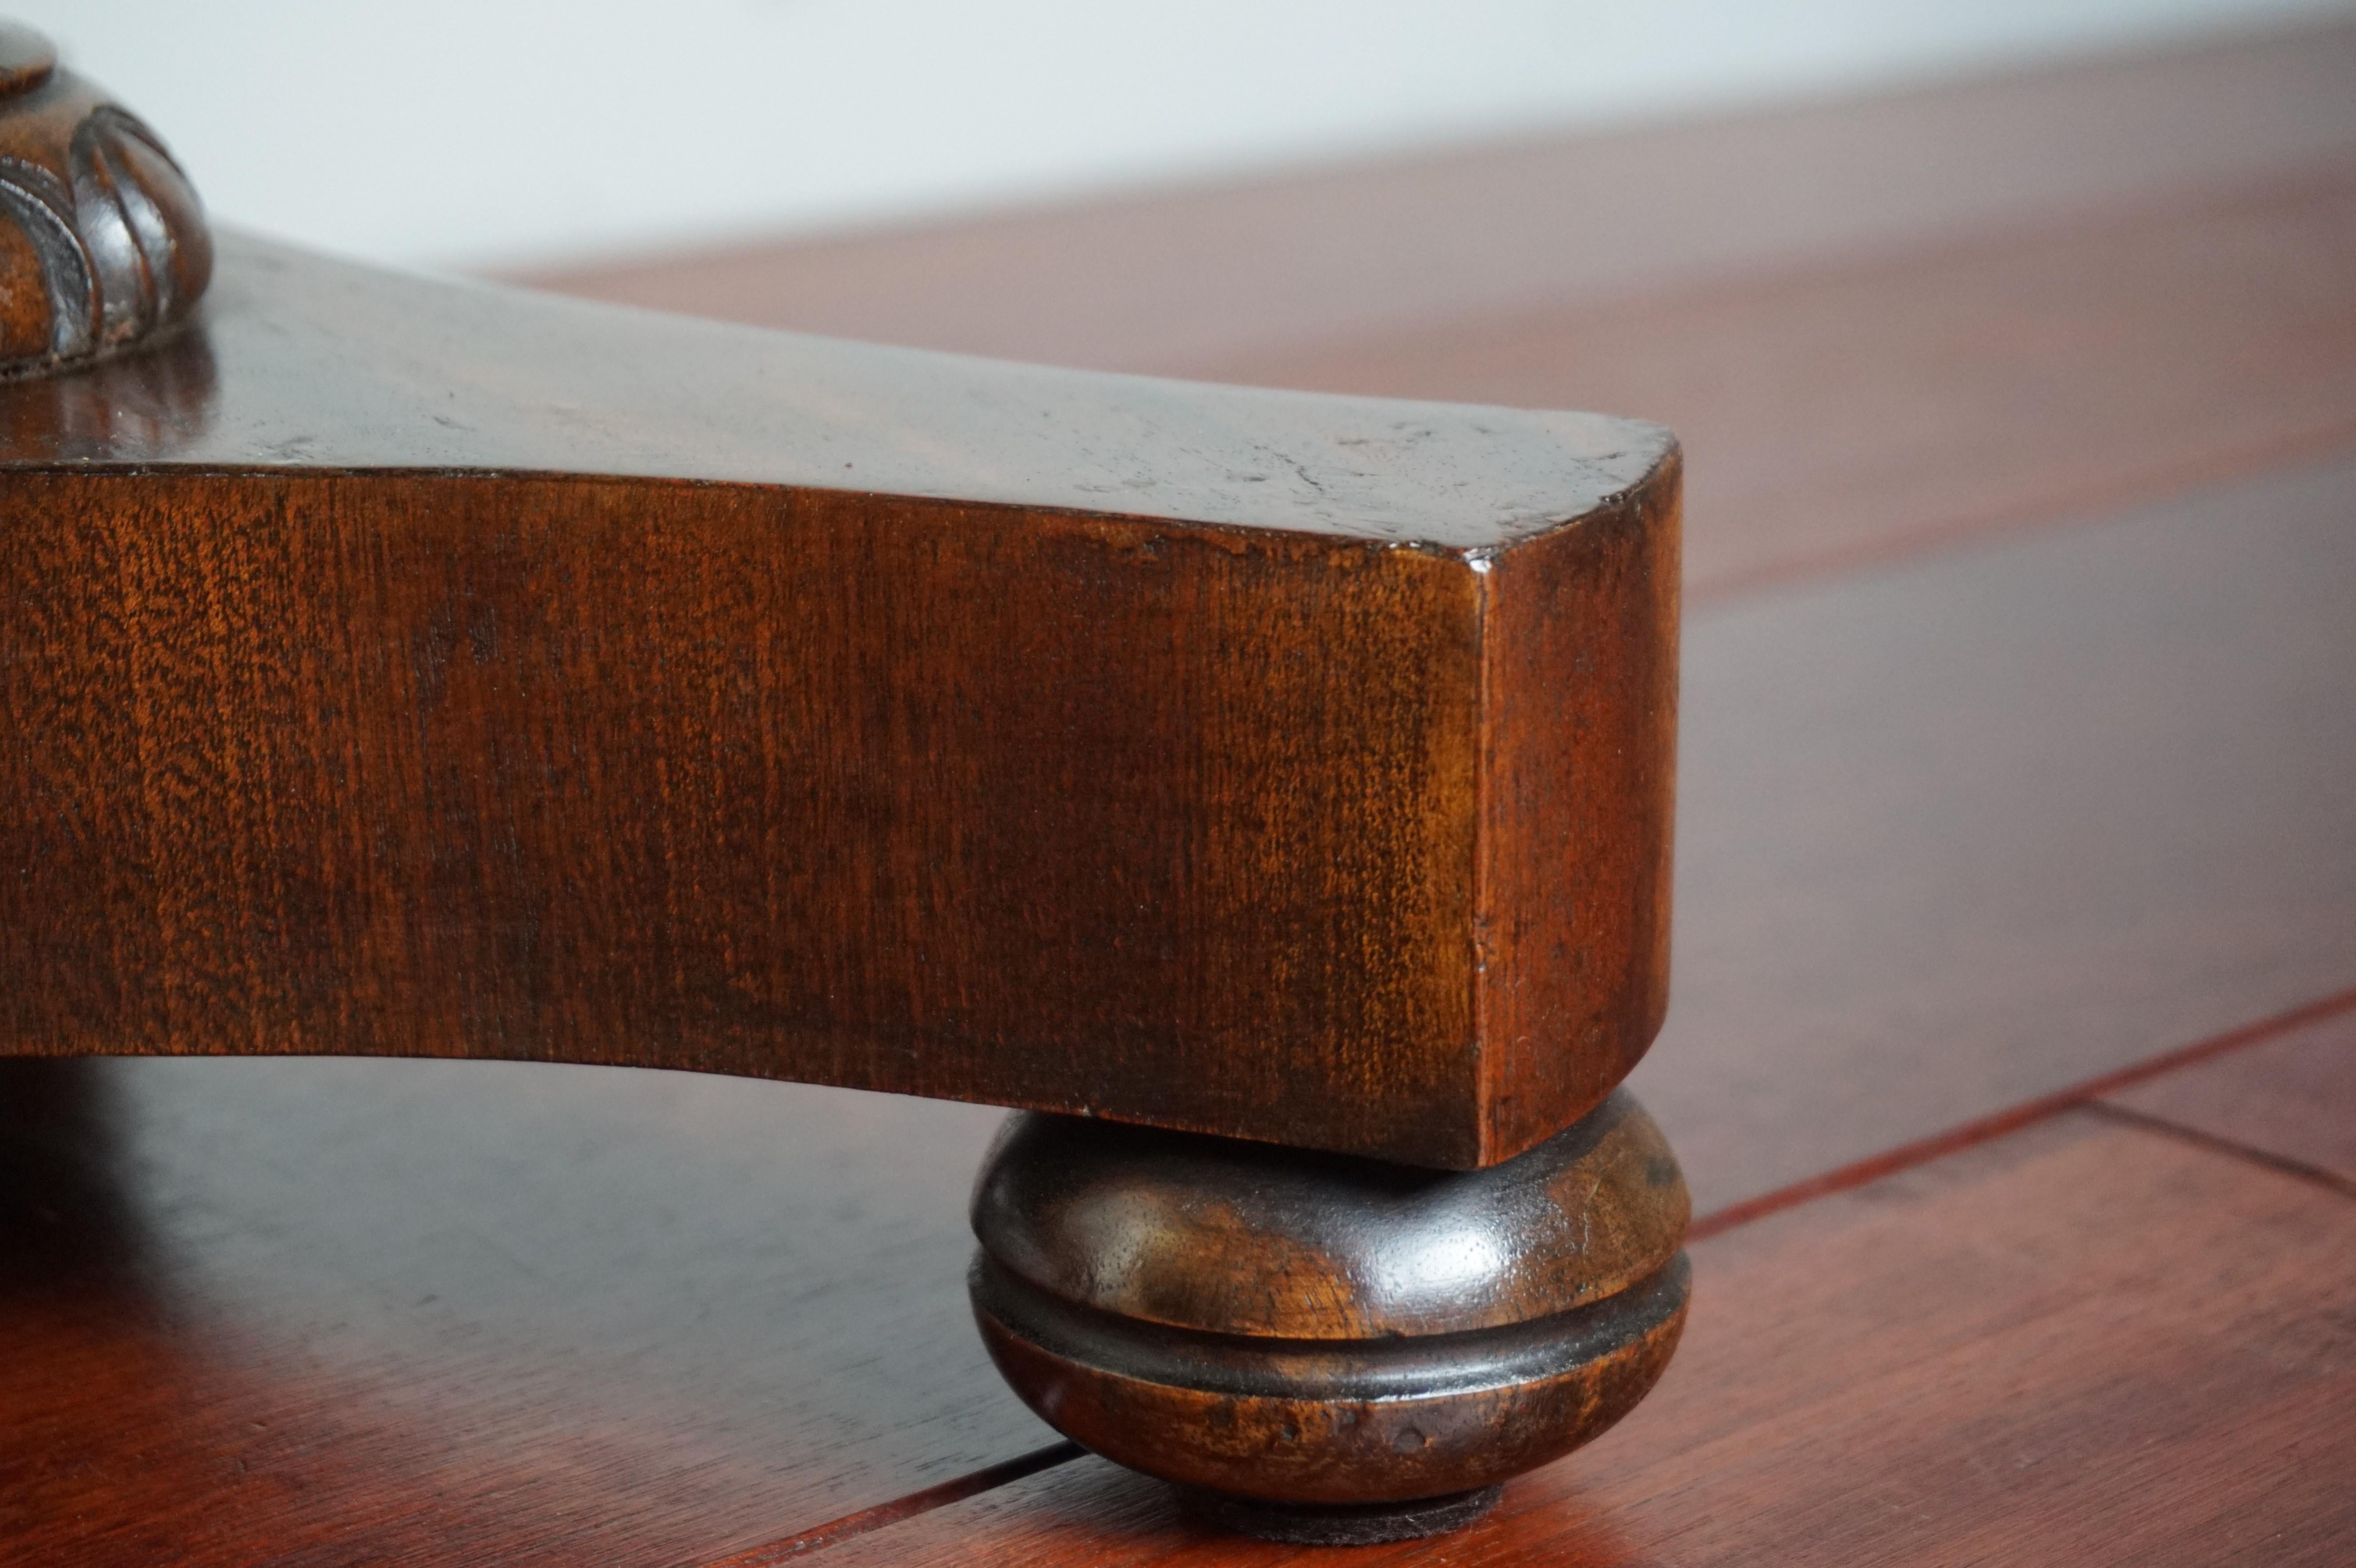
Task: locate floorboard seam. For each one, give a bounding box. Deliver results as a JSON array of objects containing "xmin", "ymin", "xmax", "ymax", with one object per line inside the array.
[
  {"xmin": 1687, "ymin": 984, "xmax": 2356, "ymax": 1242},
  {"xmin": 690, "ymin": 1441, "xmax": 1086, "ymax": 1566},
  {"xmin": 2078, "ymin": 1098, "xmax": 2356, "ymax": 1199},
  {"xmin": 1683, "ymin": 422, "xmax": 2356, "ymax": 610},
  {"xmin": 688, "ymin": 987, "xmax": 2356, "ymax": 1561}
]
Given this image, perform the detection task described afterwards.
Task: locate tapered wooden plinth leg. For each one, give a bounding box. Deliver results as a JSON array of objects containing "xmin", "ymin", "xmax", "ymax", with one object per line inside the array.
[{"xmin": 967, "ymin": 1090, "xmax": 1691, "ymax": 1542}]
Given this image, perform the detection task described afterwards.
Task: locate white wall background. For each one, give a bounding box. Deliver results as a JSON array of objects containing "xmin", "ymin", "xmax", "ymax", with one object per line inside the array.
[{"xmin": 21, "ymin": 0, "xmax": 2354, "ymax": 271}]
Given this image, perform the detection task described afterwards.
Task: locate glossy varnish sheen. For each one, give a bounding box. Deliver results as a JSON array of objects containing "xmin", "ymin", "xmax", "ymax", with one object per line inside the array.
[
  {"xmin": 0, "ymin": 1055, "xmax": 1043, "ymax": 1568},
  {"xmin": 966, "ymin": 1092, "xmax": 1691, "ymax": 1514},
  {"xmin": 9, "ymin": 28, "xmax": 2356, "ymax": 1558},
  {"xmin": 0, "ymin": 23, "xmax": 210, "ymax": 373},
  {"xmin": 823, "ymin": 1112, "xmax": 2356, "ymax": 1566},
  {"xmin": 0, "ymin": 237, "xmax": 1679, "ymax": 1169}
]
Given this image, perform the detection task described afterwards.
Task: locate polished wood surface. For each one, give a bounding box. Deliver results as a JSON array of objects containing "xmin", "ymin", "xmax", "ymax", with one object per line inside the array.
[
  {"xmin": 968, "ymin": 1093, "xmax": 1688, "ymax": 1519},
  {"xmin": 1643, "ymin": 450, "xmax": 2356, "ymax": 1212},
  {"xmin": 5, "ymin": 437, "xmax": 2342, "ymax": 1566},
  {"xmin": 0, "ymin": 1056, "xmax": 1048, "ymax": 1566},
  {"xmin": 978, "ymin": 1091, "xmax": 1686, "ymax": 1341},
  {"xmin": 820, "ymin": 1112, "xmax": 2356, "ymax": 1565},
  {"xmin": 0, "ymin": 24, "xmax": 209, "ymax": 374},
  {"xmin": 9, "ymin": 21, "xmax": 2356, "ymax": 1565},
  {"xmin": 1230, "ymin": 168, "xmax": 2356, "ymax": 599},
  {"xmin": 535, "ymin": 31, "xmax": 2356, "ymax": 609},
  {"xmin": 0, "ymin": 235, "xmax": 1679, "ymax": 1170},
  {"xmin": 15, "ymin": 235, "xmax": 1664, "ymax": 538},
  {"xmin": 17, "ymin": 229, "xmax": 2348, "ymax": 1189},
  {"xmin": 528, "ymin": 20, "xmax": 2356, "ymax": 378},
  {"xmin": 2102, "ymin": 1005, "xmax": 2356, "ymax": 1189}
]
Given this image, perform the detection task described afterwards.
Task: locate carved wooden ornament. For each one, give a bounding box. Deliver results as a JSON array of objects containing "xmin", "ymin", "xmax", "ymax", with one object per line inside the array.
[
  {"xmin": 0, "ymin": 15, "xmax": 1690, "ymax": 1540},
  {"xmin": 0, "ymin": 22, "xmax": 210, "ymax": 375}
]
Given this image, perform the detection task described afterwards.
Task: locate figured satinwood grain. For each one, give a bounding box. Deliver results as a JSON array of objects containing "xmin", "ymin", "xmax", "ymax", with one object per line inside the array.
[
  {"xmin": 0, "ymin": 233, "xmax": 1681, "ymax": 1170},
  {"xmin": 1638, "ymin": 449, "xmax": 2356, "ymax": 1213},
  {"xmin": 1220, "ymin": 167, "xmax": 2356, "ymax": 597},
  {"xmin": 0, "ymin": 1055, "xmax": 1055, "ymax": 1568},
  {"xmin": 2101, "ymin": 1007, "xmax": 2356, "ymax": 1188},
  {"xmin": 810, "ymin": 1112, "xmax": 2356, "ymax": 1567}
]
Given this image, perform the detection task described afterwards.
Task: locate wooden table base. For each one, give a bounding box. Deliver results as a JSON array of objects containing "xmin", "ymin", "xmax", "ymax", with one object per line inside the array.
[{"xmin": 968, "ymin": 1093, "xmax": 1692, "ymax": 1530}]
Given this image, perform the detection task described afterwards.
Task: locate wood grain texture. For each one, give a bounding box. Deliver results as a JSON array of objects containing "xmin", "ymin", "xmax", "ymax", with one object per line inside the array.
[
  {"xmin": 2101, "ymin": 1006, "xmax": 2356, "ymax": 1187},
  {"xmin": 0, "ymin": 1055, "xmax": 1053, "ymax": 1568},
  {"xmin": 812, "ymin": 1111, "xmax": 2356, "ymax": 1566},
  {"xmin": 967, "ymin": 1094, "xmax": 1689, "ymax": 1510},
  {"xmin": 522, "ymin": 19, "xmax": 2356, "ymax": 377},
  {"xmin": 1637, "ymin": 450, "xmax": 2356, "ymax": 1212},
  {"xmin": 1224, "ymin": 167, "xmax": 2356, "ymax": 598},
  {"xmin": 14, "ymin": 234, "xmax": 1665, "ymax": 545},
  {"xmin": 13, "ymin": 30, "xmax": 2356, "ymax": 1564},
  {"xmin": 1481, "ymin": 496, "xmax": 1679, "ymax": 1152},
  {"xmin": 526, "ymin": 41, "xmax": 2356, "ymax": 607},
  {"xmin": 8, "ymin": 327, "xmax": 2351, "ymax": 1568},
  {"xmin": 0, "ymin": 236, "xmax": 1681, "ymax": 1169}
]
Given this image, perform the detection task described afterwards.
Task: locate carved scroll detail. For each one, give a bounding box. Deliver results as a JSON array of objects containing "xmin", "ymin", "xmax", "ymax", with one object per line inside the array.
[{"xmin": 0, "ymin": 24, "xmax": 210, "ymax": 376}]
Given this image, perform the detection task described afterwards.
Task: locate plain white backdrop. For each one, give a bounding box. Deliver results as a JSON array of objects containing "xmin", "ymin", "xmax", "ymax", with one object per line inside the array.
[{"xmin": 20, "ymin": 0, "xmax": 2354, "ymax": 270}]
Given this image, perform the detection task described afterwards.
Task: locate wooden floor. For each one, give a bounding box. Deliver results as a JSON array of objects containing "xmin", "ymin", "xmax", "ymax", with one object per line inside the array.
[{"xmin": 8, "ymin": 17, "xmax": 2356, "ymax": 1567}]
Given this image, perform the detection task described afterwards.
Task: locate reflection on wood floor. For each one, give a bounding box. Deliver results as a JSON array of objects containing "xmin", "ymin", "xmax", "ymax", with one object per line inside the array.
[{"xmin": 8, "ymin": 16, "xmax": 2356, "ymax": 1566}]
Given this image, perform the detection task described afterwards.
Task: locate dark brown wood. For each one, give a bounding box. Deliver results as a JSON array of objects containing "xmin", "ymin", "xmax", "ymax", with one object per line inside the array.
[
  {"xmin": 816, "ymin": 1110, "xmax": 2356, "ymax": 1566},
  {"xmin": 0, "ymin": 232, "xmax": 1680, "ymax": 1170},
  {"xmin": 523, "ymin": 93, "xmax": 2356, "ymax": 1207},
  {"xmin": 2100, "ymin": 1004, "xmax": 2356, "ymax": 1187},
  {"xmin": 1638, "ymin": 449, "xmax": 2356, "ymax": 1213},
  {"xmin": 524, "ymin": 18, "xmax": 2356, "ymax": 379},
  {"xmin": 1225, "ymin": 167, "xmax": 2356, "ymax": 600},
  {"xmin": 0, "ymin": 23, "xmax": 209, "ymax": 375},
  {"xmin": 967, "ymin": 1092, "xmax": 1689, "ymax": 1528},
  {"xmin": 0, "ymin": 1055, "xmax": 1054, "ymax": 1568},
  {"xmin": 516, "ymin": 16, "xmax": 2356, "ymax": 1213},
  {"xmin": 533, "ymin": 80, "xmax": 2356, "ymax": 605},
  {"xmin": 8, "ymin": 250, "xmax": 2350, "ymax": 1568},
  {"xmin": 12, "ymin": 280, "xmax": 2354, "ymax": 1568},
  {"xmin": 13, "ymin": 27, "xmax": 2356, "ymax": 1564}
]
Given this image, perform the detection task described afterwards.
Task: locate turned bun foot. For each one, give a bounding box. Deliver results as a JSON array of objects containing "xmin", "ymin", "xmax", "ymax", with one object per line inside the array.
[{"xmin": 968, "ymin": 1090, "xmax": 1691, "ymax": 1540}]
